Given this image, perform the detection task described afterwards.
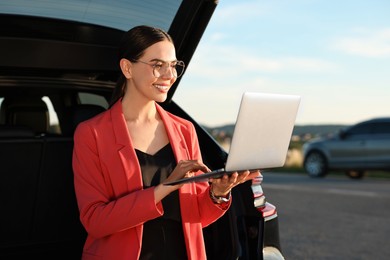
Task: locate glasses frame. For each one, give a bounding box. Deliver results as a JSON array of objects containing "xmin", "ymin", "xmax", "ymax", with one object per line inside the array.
[{"xmin": 133, "ymin": 59, "xmax": 185, "ymax": 78}]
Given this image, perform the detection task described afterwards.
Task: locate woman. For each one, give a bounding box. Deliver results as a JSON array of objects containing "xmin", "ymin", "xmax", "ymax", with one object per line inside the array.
[{"xmin": 72, "ymin": 25, "xmax": 260, "ymax": 260}]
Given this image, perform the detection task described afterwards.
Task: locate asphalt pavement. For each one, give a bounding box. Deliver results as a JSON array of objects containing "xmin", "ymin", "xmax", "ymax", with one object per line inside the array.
[{"xmin": 261, "ymin": 172, "xmax": 390, "ymax": 260}]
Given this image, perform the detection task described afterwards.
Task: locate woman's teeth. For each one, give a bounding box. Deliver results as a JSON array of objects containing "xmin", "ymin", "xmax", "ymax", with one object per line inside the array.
[{"xmin": 154, "ymin": 84, "xmax": 168, "ymax": 90}]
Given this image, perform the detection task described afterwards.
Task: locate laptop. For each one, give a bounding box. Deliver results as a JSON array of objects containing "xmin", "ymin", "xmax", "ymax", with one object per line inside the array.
[{"xmin": 165, "ymin": 92, "xmax": 301, "ymax": 185}]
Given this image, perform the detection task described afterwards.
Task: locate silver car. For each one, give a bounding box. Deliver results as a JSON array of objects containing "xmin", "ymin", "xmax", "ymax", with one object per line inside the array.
[{"xmin": 302, "ymin": 117, "xmax": 390, "ymax": 179}]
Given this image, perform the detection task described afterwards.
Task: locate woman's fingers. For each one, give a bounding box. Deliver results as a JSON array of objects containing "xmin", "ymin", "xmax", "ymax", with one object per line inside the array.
[
  {"xmin": 167, "ymin": 160, "xmax": 209, "ymax": 182},
  {"xmin": 177, "ymin": 160, "xmax": 210, "ymax": 174},
  {"xmin": 236, "ymin": 170, "xmax": 261, "ymax": 183},
  {"xmin": 209, "ymin": 170, "xmax": 262, "ymax": 194}
]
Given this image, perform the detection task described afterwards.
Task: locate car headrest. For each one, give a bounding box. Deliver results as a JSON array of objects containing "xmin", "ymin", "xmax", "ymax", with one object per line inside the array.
[{"xmin": 0, "ymin": 96, "xmax": 49, "ymax": 135}]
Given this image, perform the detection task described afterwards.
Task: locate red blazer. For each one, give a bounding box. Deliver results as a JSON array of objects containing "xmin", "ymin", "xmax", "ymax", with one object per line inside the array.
[{"xmin": 72, "ymin": 100, "xmax": 230, "ymax": 260}]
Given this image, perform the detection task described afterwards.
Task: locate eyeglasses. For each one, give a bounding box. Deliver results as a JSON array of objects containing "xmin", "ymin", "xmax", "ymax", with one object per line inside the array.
[{"xmin": 133, "ymin": 59, "xmax": 185, "ymax": 78}]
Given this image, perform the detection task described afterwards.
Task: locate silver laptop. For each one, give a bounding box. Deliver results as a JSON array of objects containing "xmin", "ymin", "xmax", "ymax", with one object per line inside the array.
[{"xmin": 165, "ymin": 92, "xmax": 301, "ymax": 185}]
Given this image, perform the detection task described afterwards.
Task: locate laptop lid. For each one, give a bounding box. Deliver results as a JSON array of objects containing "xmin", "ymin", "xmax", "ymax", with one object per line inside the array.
[
  {"xmin": 225, "ymin": 91, "xmax": 301, "ymax": 171},
  {"xmin": 164, "ymin": 91, "xmax": 301, "ymax": 185}
]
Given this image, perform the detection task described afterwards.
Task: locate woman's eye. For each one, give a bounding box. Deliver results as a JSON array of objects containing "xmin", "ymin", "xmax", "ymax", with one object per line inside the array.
[{"xmin": 154, "ymin": 63, "xmax": 163, "ymax": 69}]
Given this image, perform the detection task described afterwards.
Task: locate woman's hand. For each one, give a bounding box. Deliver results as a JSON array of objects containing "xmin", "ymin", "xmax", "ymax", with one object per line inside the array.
[
  {"xmin": 155, "ymin": 160, "xmax": 210, "ymax": 203},
  {"xmin": 209, "ymin": 170, "xmax": 262, "ymax": 196},
  {"xmin": 164, "ymin": 160, "xmax": 210, "ymax": 186}
]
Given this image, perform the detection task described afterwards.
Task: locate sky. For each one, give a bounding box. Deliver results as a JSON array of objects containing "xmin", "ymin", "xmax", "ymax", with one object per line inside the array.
[{"xmin": 174, "ymin": 0, "xmax": 390, "ymax": 127}]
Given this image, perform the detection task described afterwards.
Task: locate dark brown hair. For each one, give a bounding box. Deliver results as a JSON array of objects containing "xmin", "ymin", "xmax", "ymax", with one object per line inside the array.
[{"xmin": 109, "ymin": 25, "xmax": 173, "ymax": 106}]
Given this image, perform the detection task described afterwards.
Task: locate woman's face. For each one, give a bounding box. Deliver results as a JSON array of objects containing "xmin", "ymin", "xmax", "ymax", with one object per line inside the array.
[{"xmin": 130, "ymin": 40, "xmax": 177, "ymax": 103}]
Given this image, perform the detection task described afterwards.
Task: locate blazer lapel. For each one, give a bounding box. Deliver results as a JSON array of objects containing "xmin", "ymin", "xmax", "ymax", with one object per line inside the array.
[
  {"xmin": 156, "ymin": 104, "xmax": 189, "ymax": 161},
  {"xmin": 156, "ymin": 104, "xmax": 193, "ymax": 196},
  {"xmin": 110, "ymin": 101, "xmax": 143, "ymax": 191}
]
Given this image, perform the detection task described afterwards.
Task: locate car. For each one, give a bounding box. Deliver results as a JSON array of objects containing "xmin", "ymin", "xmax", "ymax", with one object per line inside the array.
[
  {"xmin": 303, "ymin": 117, "xmax": 390, "ymax": 179},
  {"xmin": 0, "ymin": 0, "xmax": 283, "ymax": 259}
]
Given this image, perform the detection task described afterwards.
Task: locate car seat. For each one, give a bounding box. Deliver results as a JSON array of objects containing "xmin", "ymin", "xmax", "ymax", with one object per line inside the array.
[{"xmin": 0, "ymin": 96, "xmax": 49, "ymax": 135}]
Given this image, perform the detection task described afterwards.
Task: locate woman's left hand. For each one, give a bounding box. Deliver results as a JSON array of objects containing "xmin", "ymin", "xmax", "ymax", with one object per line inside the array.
[{"xmin": 208, "ymin": 170, "xmax": 261, "ymax": 196}]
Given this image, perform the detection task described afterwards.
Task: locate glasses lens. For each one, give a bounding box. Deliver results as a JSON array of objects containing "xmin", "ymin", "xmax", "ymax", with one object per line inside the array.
[
  {"xmin": 152, "ymin": 61, "xmax": 185, "ymax": 78},
  {"xmin": 175, "ymin": 61, "xmax": 185, "ymax": 78}
]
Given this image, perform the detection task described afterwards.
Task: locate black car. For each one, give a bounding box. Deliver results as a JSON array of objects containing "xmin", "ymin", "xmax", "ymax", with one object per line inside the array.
[
  {"xmin": 0, "ymin": 1, "xmax": 283, "ymax": 259},
  {"xmin": 303, "ymin": 117, "xmax": 390, "ymax": 179}
]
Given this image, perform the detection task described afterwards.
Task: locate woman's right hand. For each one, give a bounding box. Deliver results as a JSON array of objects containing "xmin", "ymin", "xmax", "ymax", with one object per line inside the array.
[
  {"xmin": 154, "ymin": 160, "xmax": 210, "ymax": 203},
  {"xmin": 164, "ymin": 160, "xmax": 210, "ymax": 187}
]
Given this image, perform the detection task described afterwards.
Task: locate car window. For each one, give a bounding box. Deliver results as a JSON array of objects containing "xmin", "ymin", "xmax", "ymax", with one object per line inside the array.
[
  {"xmin": 347, "ymin": 123, "xmax": 373, "ymax": 135},
  {"xmin": 347, "ymin": 121, "xmax": 390, "ymax": 136},
  {"xmin": 0, "ymin": 97, "xmax": 3, "ymax": 123},
  {"xmin": 42, "ymin": 96, "xmax": 60, "ymax": 127},
  {"xmin": 78, "ymin": 92, "xmax": 108, "ymax": 109},
  {"xmin": 372, "ymin": 122, "xmax": 390, "ymax": 134},
  {"xmin": 0, "ymin": 0, "xmax": 182, "ymax": 31}
]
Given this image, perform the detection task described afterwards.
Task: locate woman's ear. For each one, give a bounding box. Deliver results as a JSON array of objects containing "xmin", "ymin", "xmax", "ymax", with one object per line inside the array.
[{"xmin": 119, "ymin": 58, "xmax": 132, "ymax": 79}]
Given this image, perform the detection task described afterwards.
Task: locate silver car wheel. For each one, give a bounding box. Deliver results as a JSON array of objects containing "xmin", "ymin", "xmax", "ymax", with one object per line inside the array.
[{"xmin": 304, "ymin": 151, "xmax": 327, "ymax": 177}]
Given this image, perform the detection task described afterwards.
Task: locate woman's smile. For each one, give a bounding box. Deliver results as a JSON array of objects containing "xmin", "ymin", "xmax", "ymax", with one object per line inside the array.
[{"xmin": 154, "ymin": 84, "xmax": 170, "ymax": 92}]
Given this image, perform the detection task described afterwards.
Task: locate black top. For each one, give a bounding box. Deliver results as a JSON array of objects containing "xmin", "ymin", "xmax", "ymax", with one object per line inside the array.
[{"xmin": 136, "ymin": 144, "xmax": 187, "ymax": 260}]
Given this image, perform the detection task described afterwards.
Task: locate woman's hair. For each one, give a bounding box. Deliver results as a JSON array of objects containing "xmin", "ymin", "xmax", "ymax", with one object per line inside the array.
[{"xmin": 109, "ymin": 25, "xmax": 173, "ymax": 106}]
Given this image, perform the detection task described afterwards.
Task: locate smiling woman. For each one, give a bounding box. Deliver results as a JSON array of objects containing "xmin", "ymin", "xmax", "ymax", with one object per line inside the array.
[{"xmin": 0, "ymin": 0, "xmax": 284, "ymax": 259}]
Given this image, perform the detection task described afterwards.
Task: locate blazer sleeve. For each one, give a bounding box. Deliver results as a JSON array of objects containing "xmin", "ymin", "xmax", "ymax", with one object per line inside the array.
[
  {"xmin": 182, "ymin": 121, "xmax": 231, "ymax": 227},
  {"xmin": 72, "ymin": 121, "xmax": 163, "ymax": 238}
]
